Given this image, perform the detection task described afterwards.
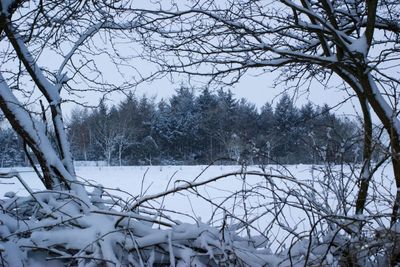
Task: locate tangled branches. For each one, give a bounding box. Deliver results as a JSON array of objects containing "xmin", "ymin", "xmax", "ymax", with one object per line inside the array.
[
  {"xmin": 0, "ymin": 169, "xmax": 278, "ymax": 266},
  {"xmin": 0, "ymin": 164, "xmax": 398, "ymax": 266}
]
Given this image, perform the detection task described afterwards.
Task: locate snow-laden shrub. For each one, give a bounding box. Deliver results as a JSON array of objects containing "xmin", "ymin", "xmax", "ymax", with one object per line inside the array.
[
  {"xmin": 0, "ymin": 172, "xmax": 282, "ymax": 266},
  {"xmin": 0, "ymin": 165, "xmax": 397, "ymax": 266}
]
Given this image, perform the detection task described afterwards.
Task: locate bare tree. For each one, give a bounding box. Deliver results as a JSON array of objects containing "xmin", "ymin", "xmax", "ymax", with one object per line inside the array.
[
  {"xmin": 1, "ymin": 0, "xmax": 399, "ymax": 265},
  {"xmin": 0, "ymin": 2, "xmax": 285, "ymax": 266},
  {"xmin": 0, "ymin": 1, "xmax": 142, "ymax": 194},
  {"xmin": 117, "ymin": 1, "xmax": 400, "ymax": 264},
  {"xmin": 135, "ymin": 0, "xmax": 400, "ymax": 220}
]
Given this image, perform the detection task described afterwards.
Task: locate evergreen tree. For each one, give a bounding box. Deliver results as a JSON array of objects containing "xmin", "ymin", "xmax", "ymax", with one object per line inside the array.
[
  {"xmin": 233, "ymin": 98, "xmax": 258, "ymax": 163},
  {"xmin": 216, "ymin": 89, "xmax": 238, "ymax": 160},
  {"xmin": 153, "ymin": 99, "xmax": 173, "ymax": 161},
  {"xmin": 298, "ymin": 102, "xmax": 318, "ymax": 163},
  {"xmin": 64, "ymin": 89, "xmax": 363, "ymax": 166},
  {"xmin": 0, "ymin": 128, "xmax": 25, "ymax": 167},
  {"xmin": 272, "ymin": 94, "xmax": 300, "ymax": 163},
  {"xmin": 196, "ymin": 88, "xmax": 220, "ymax": 162},
  {"xmin": 135, "ymin": 96, "xmax": 157, "ymax": 163},
  {"xmin": 256, "ymin": 102, "xmax": 275, "ymax": 163},
  {"xmin": 168, "ymin": 87, "xmax": 200, "ymax": 161},
  {"xmin": 69, "ymin": 107, "xmax": 94, "ymax": 161}
]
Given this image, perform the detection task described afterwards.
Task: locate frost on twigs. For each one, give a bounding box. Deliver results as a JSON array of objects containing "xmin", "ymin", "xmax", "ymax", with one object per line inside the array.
[
  {"xmin": 0, "ymin": 171, "xmax": 283, "ymax": 267},
  {"xmin": 0, "ymin": 166, "xmax": 397, "ymax": 266}
]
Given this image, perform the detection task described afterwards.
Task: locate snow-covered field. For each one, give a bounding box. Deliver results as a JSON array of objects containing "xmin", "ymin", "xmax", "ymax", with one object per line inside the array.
[
  {"xmin": 0, "ymin": 163, "xmax": 397, "ymax": 266},
  {"xmin": 2, "ymin": 165, "xmax": 286, "ymax": 222},
  {"xmin": 0, "ymin": 164, "xmax": 394, "ymax": 245}
]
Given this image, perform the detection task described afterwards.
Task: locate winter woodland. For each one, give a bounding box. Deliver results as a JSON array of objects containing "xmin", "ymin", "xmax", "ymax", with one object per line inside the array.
[{"xmin": 0, "ymin": 0, "xmax": 399, "ymax": 266}]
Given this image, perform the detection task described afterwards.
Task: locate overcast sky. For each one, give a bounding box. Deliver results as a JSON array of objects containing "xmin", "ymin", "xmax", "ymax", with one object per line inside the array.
[
  {"xmin": 0, "ymin": 0, "xmax": 362, "ymax": 120},
  {"xmin": 59, "ymin": 1, "xmax": 362, "ymax": 119},
  {"xmin": 65, "ymin": 64, "xmax": 361, "ymax": 120}
]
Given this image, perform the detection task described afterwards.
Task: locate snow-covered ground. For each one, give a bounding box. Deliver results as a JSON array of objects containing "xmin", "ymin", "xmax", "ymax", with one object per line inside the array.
[
  {"xmin": 78, "ymin": 165, "xmax": 260, "ymax": 225},
  {"xmin": 0, "ymin": 164, "xmax": 395, "ymax": 248},
  {"xmin": 1, "ymin": 165, "xmax": 278, "ymax": 222}
]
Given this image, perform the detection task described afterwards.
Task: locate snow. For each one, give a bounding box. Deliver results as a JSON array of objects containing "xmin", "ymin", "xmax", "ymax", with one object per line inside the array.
[
  {"xmin": 1, "ymin": 165, "xmax": 260, "ymax": 220},
  {"xmin": 367, "ymin": 73, "xmax": 400, "ymax": 136},
  {"xmin": 0, "ymin": 74, "xmax": 89, "ymax": 203},
  {"xmin": 0, "ymin": 164, "xmax": 394, "ymax": 266},
  {"xmin": 0, "ymin": 164, "xmax": 393, "ymax": 227},
  {"xmin": 0, "ymin": 166, "xmax": 275, "ymax": 221},
  {"xmin": 348, "ymin": 35, "xmax": 368, "ymax": 56}
]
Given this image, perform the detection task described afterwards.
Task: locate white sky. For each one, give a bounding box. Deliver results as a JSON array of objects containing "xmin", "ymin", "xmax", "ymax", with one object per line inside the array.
[
  {"xmin": 66, "ymin": 66, "xmax": 360, "ymax": 119},
  {"xmin": 58, "ymin": 1, "xmax": 362, "ymax": 119},
  {"xmin": 0, "ymin": 0, "xmax": 365, "ymax": 120}
]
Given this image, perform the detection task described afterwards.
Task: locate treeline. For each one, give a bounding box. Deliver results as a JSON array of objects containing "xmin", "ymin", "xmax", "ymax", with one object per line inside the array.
[
  {"xmin": 68, "ymin": 88, "xmax": 363, "ymax": 165},
  {"xmin": 0, "ymin": 126, "xmax": 25, "ymax": 168}
]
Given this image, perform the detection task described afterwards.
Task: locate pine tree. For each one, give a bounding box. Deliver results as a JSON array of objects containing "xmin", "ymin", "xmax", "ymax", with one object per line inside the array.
[
  {"xmin": 273, "ymin": 94, "xmax": 300, "ymax": 163},
  {"xmin": 299, "ymin": 102, "xmax": 318, "ymax": 163},
  {"xmin": 168, "ymin": 87, "xmax": 200, "ymax": 161},
  {"xmin": 196, "ymin": 88, "xmax": 220, "ymax": 162},
  {"xmin": 256, "ymin": 102, "xmax": 275, "ymax": 163}
]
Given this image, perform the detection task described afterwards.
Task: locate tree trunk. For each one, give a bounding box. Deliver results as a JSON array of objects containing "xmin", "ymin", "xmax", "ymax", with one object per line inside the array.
[
  {"xmin": 360, "ymin": 74, "xmax": 400, "ymax": 225},
  {"xmin": 355, "ymin": 95, "xmax": 373, "ymax": 215},
  {"xmin": 119, "ymin": 146, "xmax": 122, "ymax": 166}
]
